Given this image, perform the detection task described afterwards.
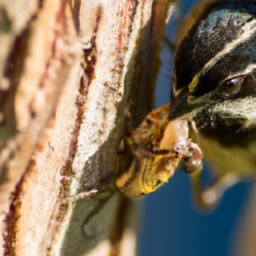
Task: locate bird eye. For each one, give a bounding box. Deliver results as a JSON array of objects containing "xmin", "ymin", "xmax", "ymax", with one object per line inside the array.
[{"xmin": 220, "ymin": 77, "xmax": 244, "ymax": 97}]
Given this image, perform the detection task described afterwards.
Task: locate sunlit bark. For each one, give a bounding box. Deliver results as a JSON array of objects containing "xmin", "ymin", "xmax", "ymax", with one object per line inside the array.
[{"xmin": 0, "ymin": 0, "xmax": 172, "ymax": 255}]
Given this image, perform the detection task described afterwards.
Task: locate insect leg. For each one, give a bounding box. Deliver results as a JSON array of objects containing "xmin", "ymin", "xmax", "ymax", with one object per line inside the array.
[{"xmin": 190, "ymin": 171, "xmax": 239, "ymax": 209}]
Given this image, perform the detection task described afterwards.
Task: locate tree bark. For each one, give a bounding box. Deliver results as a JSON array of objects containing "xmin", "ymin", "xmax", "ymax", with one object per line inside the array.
[{"xmin": 0, "ymin": 0, "xmax": 172, "ymax": 255}]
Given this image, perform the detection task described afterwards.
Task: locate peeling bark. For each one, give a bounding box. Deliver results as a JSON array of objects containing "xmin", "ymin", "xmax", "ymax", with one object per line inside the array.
[{"xmin": 0, "ymin": 0, "xmax": 172, "ymax": 255}]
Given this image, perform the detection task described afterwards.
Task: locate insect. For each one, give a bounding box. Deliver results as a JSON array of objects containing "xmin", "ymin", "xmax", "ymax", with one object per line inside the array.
[
  {"xmin": 117, "ymin": 0, "xmax": 256, "ymax": 207},
  {"xmin": 116, "ymin": 104, "xmax": 203, "ymax": 198}
]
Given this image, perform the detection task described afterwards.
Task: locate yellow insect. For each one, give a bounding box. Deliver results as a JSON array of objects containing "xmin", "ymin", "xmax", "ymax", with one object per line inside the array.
[{"xmin": 116, "ymin": 104, "xmax": 202, "ymax": 198}]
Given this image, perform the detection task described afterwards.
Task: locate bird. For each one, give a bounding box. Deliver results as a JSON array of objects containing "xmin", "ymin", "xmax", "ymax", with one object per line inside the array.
[{"xmin": 170, "ymin": 0, "xmax": 256, "ymax": 206}]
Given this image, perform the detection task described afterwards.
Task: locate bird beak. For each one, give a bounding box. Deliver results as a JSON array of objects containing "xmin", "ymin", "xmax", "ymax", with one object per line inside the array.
[
  {"xmin": 170, "ymin": 86, "xmax": 209, "ymax": 120},
  {"xmin": 170, "ymin": 88, "xmax": 192, "ymax": 120}
]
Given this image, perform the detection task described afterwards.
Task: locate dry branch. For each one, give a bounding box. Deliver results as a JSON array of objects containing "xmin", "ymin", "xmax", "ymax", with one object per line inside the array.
[{"xmin": 0, "ymin": 0, "xmax": 172, "ymax": 255}]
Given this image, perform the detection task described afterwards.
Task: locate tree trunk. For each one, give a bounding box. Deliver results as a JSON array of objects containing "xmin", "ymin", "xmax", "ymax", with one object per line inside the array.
[{"xmin": 0, "ymin": 0, "xmax": 172, "ymax": 255}]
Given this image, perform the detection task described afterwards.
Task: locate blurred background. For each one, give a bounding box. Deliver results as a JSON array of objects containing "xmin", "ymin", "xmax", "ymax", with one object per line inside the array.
[{"xmin": 138, "ymin": 1, "xmax": 256, "ymax": 256}]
